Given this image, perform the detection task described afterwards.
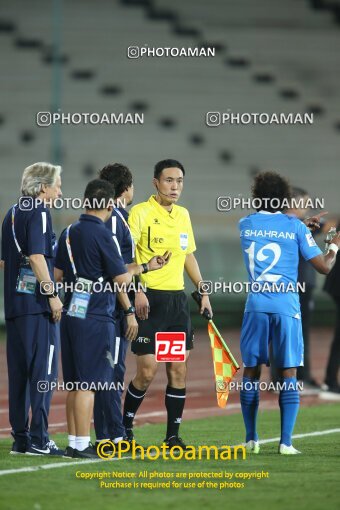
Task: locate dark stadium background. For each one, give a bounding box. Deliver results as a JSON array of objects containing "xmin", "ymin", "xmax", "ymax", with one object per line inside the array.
[{"xmin": 0, "ymin": 0, "xmax": 339, "ymax": 330}]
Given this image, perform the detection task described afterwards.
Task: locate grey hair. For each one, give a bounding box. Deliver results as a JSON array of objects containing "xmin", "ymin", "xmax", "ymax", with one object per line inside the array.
[{"xmin": 21, "ymin": 162, "xmax": 62, "ymax": 197}]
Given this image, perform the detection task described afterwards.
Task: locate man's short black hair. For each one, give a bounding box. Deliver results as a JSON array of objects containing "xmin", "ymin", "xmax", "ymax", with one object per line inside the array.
[
  {"xmin": 154, "ymin": 159, "xmax": 185, "ymax": 180},
  {"xmin": 83, "ymin": 179, "xmax": 115, "ymax": 209},
  {"xmin": 252, "ymin": 171, "xmax": 291, "ymax": 212},
  {"xmin": 98, "ymin": 163, "xmax": 133, "ymax": 199}
]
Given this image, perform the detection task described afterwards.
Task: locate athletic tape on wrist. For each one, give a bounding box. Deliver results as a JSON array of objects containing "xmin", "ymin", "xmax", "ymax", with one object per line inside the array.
[{"xmin": 328, "ymin": 243, "xmax": 339, "ymax": 254}]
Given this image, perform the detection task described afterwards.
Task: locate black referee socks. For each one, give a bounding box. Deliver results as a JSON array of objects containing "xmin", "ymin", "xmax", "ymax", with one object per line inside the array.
[
  {"xmin": 165, "ymin": 386, "xmax": 186, "ymax": 439},
  {"xmin": 123, "ymin": 381, "xmax": 146, "ymax": 432}
]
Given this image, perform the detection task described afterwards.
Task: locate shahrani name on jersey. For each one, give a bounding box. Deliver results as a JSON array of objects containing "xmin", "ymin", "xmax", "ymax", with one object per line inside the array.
[{"xmin": 239, "ymin": 211, "xmax": 322, "ymax": 317}]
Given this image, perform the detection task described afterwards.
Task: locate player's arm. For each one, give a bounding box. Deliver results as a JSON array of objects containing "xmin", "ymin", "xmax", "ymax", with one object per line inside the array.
[
  {"xmin": 116, "ymin": 290, "xmax": 138, "ymax": 341},
  {"xmin": 308, "ymin": 232, "xmax": 340, "ymax": 274},
  {"xmin": 185, "ymin": 252, "xmax": 213, "ymax": 317}
]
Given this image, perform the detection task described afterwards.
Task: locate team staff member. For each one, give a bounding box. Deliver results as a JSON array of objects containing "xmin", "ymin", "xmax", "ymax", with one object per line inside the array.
[
  {"xmin": 271, "ymin": 187, "xmax": 326, "ymax": 388},
  {"xmin": 93, "ymin": 163, "xmax": 135, "ymax": 447},
  {"xmin": 322, "ymin": 221, "xmax": 340, "ymax": 397},
  {"xmin": 1, "ymin": 162, "xmax": 64, "ymax": 456},
  {"xmin": 123, "ymin": 159, "xmax": 212, "ymax": 449},
  {"xmin": 55, "ymin": 179, "xmax": 170, "ymax": 459}
]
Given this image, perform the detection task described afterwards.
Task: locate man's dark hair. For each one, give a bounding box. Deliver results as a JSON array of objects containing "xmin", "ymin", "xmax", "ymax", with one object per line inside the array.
[
  {"xmin": 291, "ymin": 186, "xmax": 308, "ymax": 199},
  {"xmin": 83, "ymin": 179, "xmax": 115, "ymax": 209},
  {"xmin": 252, "ymin": 171, "xmax": 291, "ymax": 212},
  {"xmin": 98, "ymin": 163, "xmax": 133, "ymax": 199},
  {"xmin": 154, "ymin": 159, "xmax": 185, "ymax": 180}
]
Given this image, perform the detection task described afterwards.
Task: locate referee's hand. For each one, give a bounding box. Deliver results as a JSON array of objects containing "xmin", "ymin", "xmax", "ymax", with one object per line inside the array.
[
  {"xmin": 125, "ymin": 313, "xmax": 138, "ymax": 341},
  {"xmin": 135, "ymin": 291, "xmax": 150, "ymax": 320},
  {"xmin": 201, "ymin": 295, "xmax": 213, "ymax": 318},
  {"xmin": 148, "ymin": 251, "xmax": 172, "ymax": 271}
]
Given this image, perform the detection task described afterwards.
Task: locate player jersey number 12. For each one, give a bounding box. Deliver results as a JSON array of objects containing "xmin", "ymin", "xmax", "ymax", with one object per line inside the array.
[{"xmin": 245, "ymin": 241, "xmax": 282, "ymax": 282}]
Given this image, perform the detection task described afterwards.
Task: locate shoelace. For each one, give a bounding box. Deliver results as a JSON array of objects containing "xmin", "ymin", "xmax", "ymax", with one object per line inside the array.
[{"xmin": 47, "ymin": 440, "xmax": 58, "ymax": 450}]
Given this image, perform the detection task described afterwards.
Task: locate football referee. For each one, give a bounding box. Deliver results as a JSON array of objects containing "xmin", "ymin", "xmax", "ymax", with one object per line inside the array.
[{"xmin": 123, "ymin": 159, "xmax": 212, "ymax": 449}]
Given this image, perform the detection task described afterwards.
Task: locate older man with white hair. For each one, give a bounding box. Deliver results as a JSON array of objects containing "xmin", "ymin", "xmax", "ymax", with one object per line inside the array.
[{"xmin": 1, "ymin": 162, "xmax": 64, "ymax": 455}]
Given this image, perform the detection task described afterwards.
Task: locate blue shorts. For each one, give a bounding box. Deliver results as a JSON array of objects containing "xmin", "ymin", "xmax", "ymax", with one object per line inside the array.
[
  {"xmin": 61, "ymin": 314, "xmax": 116, "ymax": 387},
  {"xmin": 240, "ymin": 312, "xmax": 304, "ymax": 368}
]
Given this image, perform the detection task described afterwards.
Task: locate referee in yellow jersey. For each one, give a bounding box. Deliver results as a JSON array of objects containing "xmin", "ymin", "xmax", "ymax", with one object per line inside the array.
[{"xmin": 123, "ymin": 159, "xmax": 212, "ymax": 449}]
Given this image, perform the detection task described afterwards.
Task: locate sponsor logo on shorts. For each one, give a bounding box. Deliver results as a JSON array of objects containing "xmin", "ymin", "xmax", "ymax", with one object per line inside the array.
[{"xmin": 155, "ymin": 332, "xmax": 186, "ymax": 362}]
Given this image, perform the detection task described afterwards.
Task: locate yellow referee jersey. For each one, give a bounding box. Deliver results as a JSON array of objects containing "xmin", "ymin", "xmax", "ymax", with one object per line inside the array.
[{"xmin": 128, "ymin": 195, "xmax": 196, "ymax": 290}]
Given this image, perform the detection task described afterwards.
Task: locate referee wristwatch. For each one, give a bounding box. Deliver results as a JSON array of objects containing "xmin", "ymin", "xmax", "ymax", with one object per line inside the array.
[{"xmin": 124, "ymin": 305, "xmax": 136, "ymax": 316}]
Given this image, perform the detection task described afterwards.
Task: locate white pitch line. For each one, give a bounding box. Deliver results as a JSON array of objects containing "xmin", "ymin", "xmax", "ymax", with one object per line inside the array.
[
  {"xmin": 0, "ymin": 406, "xmax": 237, "ymax": 433},
  {"xmin": 1, "ymin": 403, "xmax": 279, "ymax": 435},
  {"xmin": 0, "ymin": 428, "xmax": 339, "ymax": 477},
  {"xmin": 259, "ymin": 428, "xmax": 340, "ymax": 444}
]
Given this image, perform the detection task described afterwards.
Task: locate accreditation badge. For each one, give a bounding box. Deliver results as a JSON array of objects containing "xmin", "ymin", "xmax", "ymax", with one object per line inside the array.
[
  {"xmin": 179, "ymin": 233, "xmax": 188, "ymax": 250},
  {"xmin": 16, "ymin": 257, "xmax": 37, "ymax": 294},
  {"xmin": 67, "ymin": 277, "xmax": 93, "ymax": 319}
]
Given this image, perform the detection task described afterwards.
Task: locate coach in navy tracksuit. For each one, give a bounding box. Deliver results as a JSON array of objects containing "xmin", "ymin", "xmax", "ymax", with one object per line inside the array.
[
  {"xmin": 1, "ymin": 162, "xmax": 64, "ymax": 456},
  {"xmin": 94, "ymin": 163, "xmax": 135, "ymax": 445},
  {"xmin": 55, "ymin": 179, "xmax": 169, "ymax": 458}
]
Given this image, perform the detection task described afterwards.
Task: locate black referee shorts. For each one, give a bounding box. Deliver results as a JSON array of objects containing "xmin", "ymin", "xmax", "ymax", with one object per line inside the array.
[{"xmin": 131, "ymin": 289, "xmax": 194, "ymax": 356}]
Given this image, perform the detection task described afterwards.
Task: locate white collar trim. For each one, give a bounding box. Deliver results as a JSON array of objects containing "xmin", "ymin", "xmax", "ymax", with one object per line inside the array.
[{"xmin": 258, "ymin": 210, "xmax": 282, "ymax": 215}]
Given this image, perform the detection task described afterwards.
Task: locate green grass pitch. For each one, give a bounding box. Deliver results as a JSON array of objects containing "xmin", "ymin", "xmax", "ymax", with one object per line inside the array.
[{"xmin": 0, "ymin": 404, "xmax": 339, "ymax": 510}]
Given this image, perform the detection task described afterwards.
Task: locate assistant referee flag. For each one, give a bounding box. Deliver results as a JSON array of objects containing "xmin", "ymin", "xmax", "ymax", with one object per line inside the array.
[{"xmin": 208, "ymin": 321, "xmax": 239, "ymax": 408}]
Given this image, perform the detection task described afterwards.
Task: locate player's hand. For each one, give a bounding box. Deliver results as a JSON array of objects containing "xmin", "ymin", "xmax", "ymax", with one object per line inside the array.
[
  {"xmin": 135, "ymin": 291, "xmax": 150, "ymax": 320},
  {"xmin": 304, "ymin": 211, "xmax": 328, "ymax": 232},
  {"xmin": 201, "ymin": 295, "xmax": 213, "ymax": 318},
  {"xmin": 125, "ymin": 313, "xmax": 138, "ymax": 341},
  {"xmin": 0, "ymin": 260, "xmax": 4, "ymax": 269},
  {"xmin": 147, "ymin": 251, "xmax": 172, "ymax": 271},
  {"xmin": 48, "ymin": 296, "xmax": 63, "ymax": 322}
]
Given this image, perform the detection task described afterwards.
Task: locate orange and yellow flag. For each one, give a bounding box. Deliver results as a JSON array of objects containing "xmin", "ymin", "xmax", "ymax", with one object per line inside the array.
[{"xmin": 207, "ymin": 321, "xmax": 240, "ymax": 408}]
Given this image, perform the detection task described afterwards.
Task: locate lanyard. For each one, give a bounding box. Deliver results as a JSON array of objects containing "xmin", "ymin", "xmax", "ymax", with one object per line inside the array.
[
  {"xmin": 114, "ymin": 208, "xmax": 135, "ymax": 258},
  {"xmin": 11, "ymin": 205, "xmax": 22, "ymax": 254},
  {"xmin": 65, "ymin": 224, "xmax": 78, "ymax": 277}
]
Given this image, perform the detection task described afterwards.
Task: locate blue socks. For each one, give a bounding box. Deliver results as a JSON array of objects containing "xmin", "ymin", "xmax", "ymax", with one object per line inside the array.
[
  {"xmin": 279, "ymin": 377, "xmax": 300, "ymax": 446},
  {"xmin": 240, "ymin": 377, "xmax": 259, "ymax": 442}
]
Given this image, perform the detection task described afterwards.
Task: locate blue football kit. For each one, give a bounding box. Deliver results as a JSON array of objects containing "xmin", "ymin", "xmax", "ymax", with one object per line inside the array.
[
  {"xmin": 239, "ymin": 211, "xmax": 322, "ymax": 368},
  {"xmin": 238, "ymin": 210, "xmax": 322, "ymax": 450}
]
